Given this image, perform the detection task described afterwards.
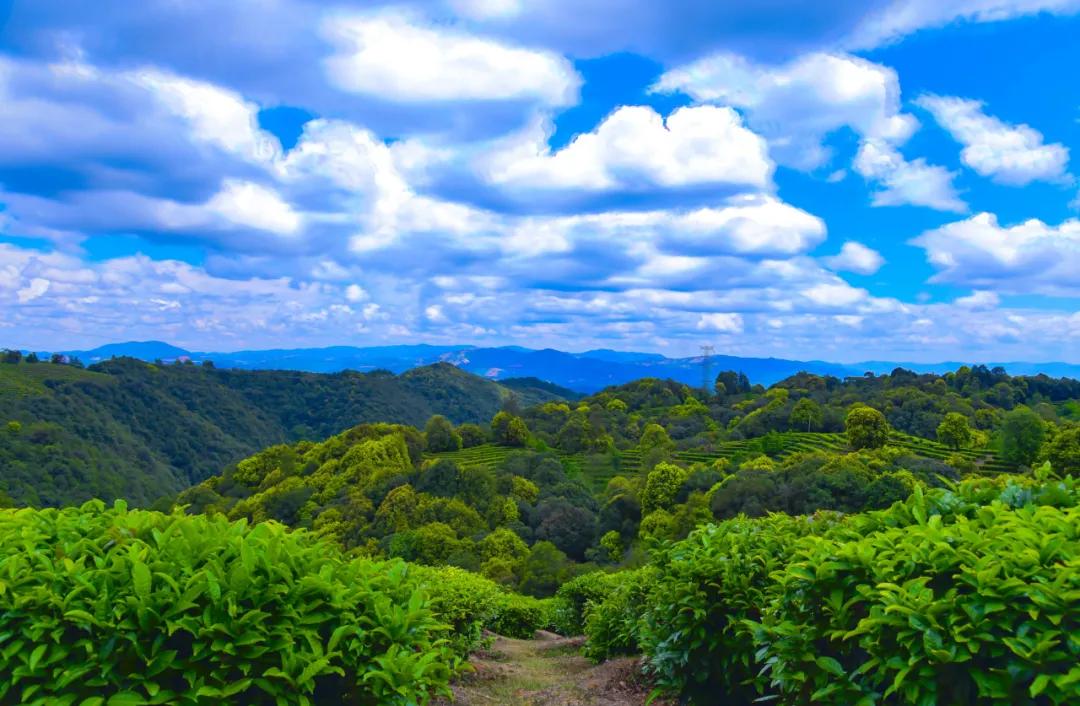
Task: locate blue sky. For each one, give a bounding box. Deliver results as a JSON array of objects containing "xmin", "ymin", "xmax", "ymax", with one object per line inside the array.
[{"xmin": 1, "ymin": 0, "xmax": 1078, "ymax": 362}]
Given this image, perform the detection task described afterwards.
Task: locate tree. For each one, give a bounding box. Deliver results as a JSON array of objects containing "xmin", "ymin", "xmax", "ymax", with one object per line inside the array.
[
  {"xmin": 1001, "ymin": 407, "xmax": 1046, "ymax": 467},
  {"xmin": 1039, "ymin": 425, "xmax": 1080, "ymax": 474},
  {"xmin": 424, "ymin": 415, "xmax": 462, "ymax": 452},
  {"xmin": 599, "ymin": 530, "xmax": 623, "ymax": 563},
  {"xmin": 478, "ymin": 527, "xmax": 529, "ymax": 563},
  {"xmin": 492, "ymin": 411, "xmax": 529, "ymax": 447},
  {"xmin": 640, "ymin": 462, "xmax": 688, "ymax": 515},
  {"xmin": 392, "ymin": 522, "xmax": 463, "ymax": 565},
  {"xmin": 518, "ymin": 541, "xmax": 569, "ymax": 597},
  {"xmin": 25, "ymin": 352, "xmax": 39, "ymax": 364},
  {"xmin": 715, "ymin": 370, "xmax": 751, "ymax": 397},
  {"xmin": 845, "ymin": 406, "xmax": 890, "ymax": 450},
  {"xmin": 556, "ymin": 416, "xmax": 591, "ymax": 453},
  {"xmin": 639, "ymin": 423, "xmax": 673, "ymax": 453},
  {"xmin": 415, "ymin": 459, "xmax": 464, "ymax": 498},
  {"xmin": 456, "ymin": 423, "xmax": 487, "ymax": 448},
  {"xmin": 936, "ymin": 412, "xmax": 972, "ymax": 450},
  {"xmin": 534, "ymin": 498, "xmax": 596, "ymax": 561},
  {"xmin": 789, "ymin": 398, "xmax": 822, "ymax": 432},
  {"xmin": 1, "ymin": 349, "xmax": 22, "ymax": 364}
]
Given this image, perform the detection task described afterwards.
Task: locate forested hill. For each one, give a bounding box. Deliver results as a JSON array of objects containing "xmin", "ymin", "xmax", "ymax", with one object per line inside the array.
[{"xmin": 0, "ymin": 357, "xmax": 565, "ymax": 507}]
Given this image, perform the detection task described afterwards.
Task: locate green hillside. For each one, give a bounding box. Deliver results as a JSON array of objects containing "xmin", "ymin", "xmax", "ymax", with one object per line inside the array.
[
  {"xmin": 0, "ymin": 358, "xmax": 565, "ymax": 507},
  {"xmin": 427, "ymin": 431, "xmax": 1012, "ymax": 494}
]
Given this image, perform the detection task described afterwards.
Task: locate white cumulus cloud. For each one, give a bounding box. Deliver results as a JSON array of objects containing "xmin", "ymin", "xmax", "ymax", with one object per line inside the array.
[
  {"xmin": 482, "ymin": 105, "xmax": 772, "ymax": 191},
  {"xmin": 322, "ymin": 12, "xmax": 579, "ymax": 106},
  {"xmin": 696, "ymin": 312, "xmax": 745, "ymax": 333},
  {"xmin": 345, "ymin": 284, "xmax": 369, "ymax": 302},
  {"xmin": 848, "ymin": 0, "xmax": 1080, "ymax": 50},
  {"xmin": 853, "ymin": 140, "xmax": 966, "ymax": 212},
  {"xmin": 916, "ymin": 94, "xmax": 1069, "ymax": 185},
  {"xmin": 954, "ymin": 290, "xmax": 1001, "ymax": 310},
  {"xmin": 206, "ymin": 180, "xmax": 302, "ymax": 235},
  {"xmin": 653, "ymin": 52, "xmax": 915, "ymax": 169},
  {"xmin": 824, "ymin": 241, "xmax": 885, "ymax": 274},
  {"xmin": 911, "ymin": 212, "xmax": 1080, "ymax": 296},
  {"xmin": 132, "ymin": 69, "xmax": 280, "ymax": 164},
  {"xmin": 17, "ymin": 278, "xmax": 51, "ymax": 303}
]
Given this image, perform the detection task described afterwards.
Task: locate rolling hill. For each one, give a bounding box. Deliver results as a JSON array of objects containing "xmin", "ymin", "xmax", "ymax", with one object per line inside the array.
[
  {"xmin": 47, "ymin": 341, "xmax": 1080, "ymax": 392},
  {"xmin": 0, "ymin": 358, "xmax": 565, "ymax": 507}
]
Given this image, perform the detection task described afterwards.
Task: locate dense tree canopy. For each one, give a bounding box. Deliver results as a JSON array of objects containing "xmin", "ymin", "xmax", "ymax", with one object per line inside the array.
[
  {"xmin": 845, "ymin": 406, "xmax": 890, "ymax": 450},
  {"xmin": 936, "ymin": 412, "xmax": 973, "ymax": 450},
  {"xmin": 1001, "ymin": 407, "xmax": 1047, "ymax": 467},
  {"xmin": 0, "ymin": 358, "xmax": 564, "ymax": 506}
]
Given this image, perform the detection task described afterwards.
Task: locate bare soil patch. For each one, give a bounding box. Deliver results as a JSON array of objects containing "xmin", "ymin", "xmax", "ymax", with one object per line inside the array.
[{"xmin": 433, "ymin": 632, "xmax": 672, "ymax": 706}]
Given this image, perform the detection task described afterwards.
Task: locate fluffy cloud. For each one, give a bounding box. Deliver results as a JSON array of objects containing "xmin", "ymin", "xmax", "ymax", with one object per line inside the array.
[
  {"xmin": 322, "ymin": 11, "xmax": 579, "ymax": 106},
  {"xmin": 911, "ymin": 212, "xmax": 1080, "ymax": 295},
  {"xmin": 853, "ymin": 140, "xmax": 966, "ymax": 211},
  {"xmin": 696, "ymin": 313, "xmax": 744, "ymax": 333},
  {"xmin": 847, "ymin": 0, "xmax": 1080, "ymax": 49},
  {"xmin": 954, "ymin": 290, "xmax": 1000, "ymax": 310},
  {"xmin": 133, "ymin": 69, "xmax": 281, "ymax": 164},
  {"xmin": 653, "ymin": 52, "xmax": 915, "ymax": 169},
  {"xmin": 485, "ymin": 195, "xmax": 826, "ymax": 266},
  {"xmin": 482, "ymin": 105, "xmax": 773, "ymax": 191},
  {"xmin": 345, "ymin": 284, "xmax": 369, "ymax": 302},
  {"xmin": 17, "ymin": 278, "xmax": 51, "ymax": 304},
  {"xmin": 206, "ymin": 181, "xmax": 302, "ymax": 235},
  {"xmin": 653, "ymin": 51, "xmax": 968, "ymax": 211},
  {"xmin": 916, "ymin": 95, "xmax": 1069, "ymax": 185},
  {"xmin": 801, "ymin": 281, "xmax": 869, "ymax": 308},
  {"xmin": 824, "ymin": 241, "xmax": 885, "ymax": 274}
]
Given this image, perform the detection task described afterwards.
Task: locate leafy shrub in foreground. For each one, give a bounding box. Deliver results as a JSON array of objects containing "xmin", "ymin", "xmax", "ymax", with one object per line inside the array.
[
  {"xmin": 551, "ymin": 571, "xmax": 630, "ymax": 636},
  {"xmin": 407, "ymin": 565, "xmax": 506, "ymax": 654},
  {"xmin": 407, "ymin": 565, "xmax": 553, "ymax": 646},
  {"xmin": 488, "ymin": 594, "xmax": 555, "ymax": 639},
  {"xmin": 639, "ymin": 513, "xmax": 839, "ymax": 703},
  {"xmin": 584, "ymin": 471, "xmax": 1080, "ymax": 705},
  {"xmin": 756, "ymin": 487, "xmax": 1080, "ymax": 704},
  {"xmin": 0, "ymin": 501, "xmax": 456, "ymax": 705},
  {"xmin": 581, "ymin": 567, "xmax": 658, "ymax": 662}
]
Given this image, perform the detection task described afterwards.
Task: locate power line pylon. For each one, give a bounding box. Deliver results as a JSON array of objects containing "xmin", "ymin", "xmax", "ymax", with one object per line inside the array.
[{"xmin": 700, "ymin": 345, "xmax": 715, "ymax": 398}]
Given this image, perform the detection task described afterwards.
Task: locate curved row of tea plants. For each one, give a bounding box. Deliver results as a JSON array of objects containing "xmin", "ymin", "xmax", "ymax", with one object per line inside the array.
[
  {"xmin": 0, "ymin": 502, "xmax": 551, "ymax": 705},
  {"xmin": 584, "ymin": 468, "xmax": 1080, "ymax": 705}
]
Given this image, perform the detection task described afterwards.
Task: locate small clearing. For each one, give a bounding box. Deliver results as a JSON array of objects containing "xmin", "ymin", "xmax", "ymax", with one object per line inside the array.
[{"xmin": 434, "ymin": 631, "xmax": 671, "ymax": 706}]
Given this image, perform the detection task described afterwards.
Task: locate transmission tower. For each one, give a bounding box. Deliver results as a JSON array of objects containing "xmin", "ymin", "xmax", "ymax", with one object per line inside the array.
[{"xmin": 700, "ymin": 345, "xmax": 715, "ymax": 397}]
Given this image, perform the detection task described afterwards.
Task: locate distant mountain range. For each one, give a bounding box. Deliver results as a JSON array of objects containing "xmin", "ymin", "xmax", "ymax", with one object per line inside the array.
[{"xmin": 43, "ymin": 341, "xmax": 1080, "ymax": 392}]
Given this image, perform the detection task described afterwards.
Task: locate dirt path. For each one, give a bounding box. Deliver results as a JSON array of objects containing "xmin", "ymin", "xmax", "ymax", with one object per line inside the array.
[{"xmin": 433, "ymin": 631, "xmax": 670, "ymax": 706}]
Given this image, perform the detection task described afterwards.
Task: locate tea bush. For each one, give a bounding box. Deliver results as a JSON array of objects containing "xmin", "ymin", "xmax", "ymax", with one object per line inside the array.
[
  {"xmin": 407, "ymin": 565, "xmax": 553, "ymax": 646},
  {"xmin": 407, "ymin": 564, "xmax": 505, "ymax": 655},
  {"xmin": 583, "ymin": 471, "xmax": 1080, "ymax": 705},
  {"xmin": 581, "ymin": 567, "xmax": 658, "ymax": 662},
  {"xmin": 756, "ymin": 483, "xmax": 1080, "ymax": 705},
  {"xmin": 638, "ymin": 513, "xmax": 841, "ymax": 702},
  {"xmin": 488, "ymin": 594, "xmax": 554, "ymax": 639},
  {"xmin": 0, "ymin": 501, "xmax": 456, "ymax": 706},
  {"xmin": 551, "ymin": 571, "xmax": 629, "ymax": 636}
]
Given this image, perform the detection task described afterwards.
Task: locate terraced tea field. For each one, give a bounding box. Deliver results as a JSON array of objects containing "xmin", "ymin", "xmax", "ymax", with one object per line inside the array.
[{"xmin": 426, "ymin": 433, "xmax": 1014, "ymax": 492}]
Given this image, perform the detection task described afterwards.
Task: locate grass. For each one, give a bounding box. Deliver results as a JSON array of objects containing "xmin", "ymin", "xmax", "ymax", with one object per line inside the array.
[
  {"xmin": 0, "ymin": 362, "xmax": 113, "ymax": 398},
  {"xmin": 427, "ymin": 432, "xmax": 1016, "ymax": 493}
]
